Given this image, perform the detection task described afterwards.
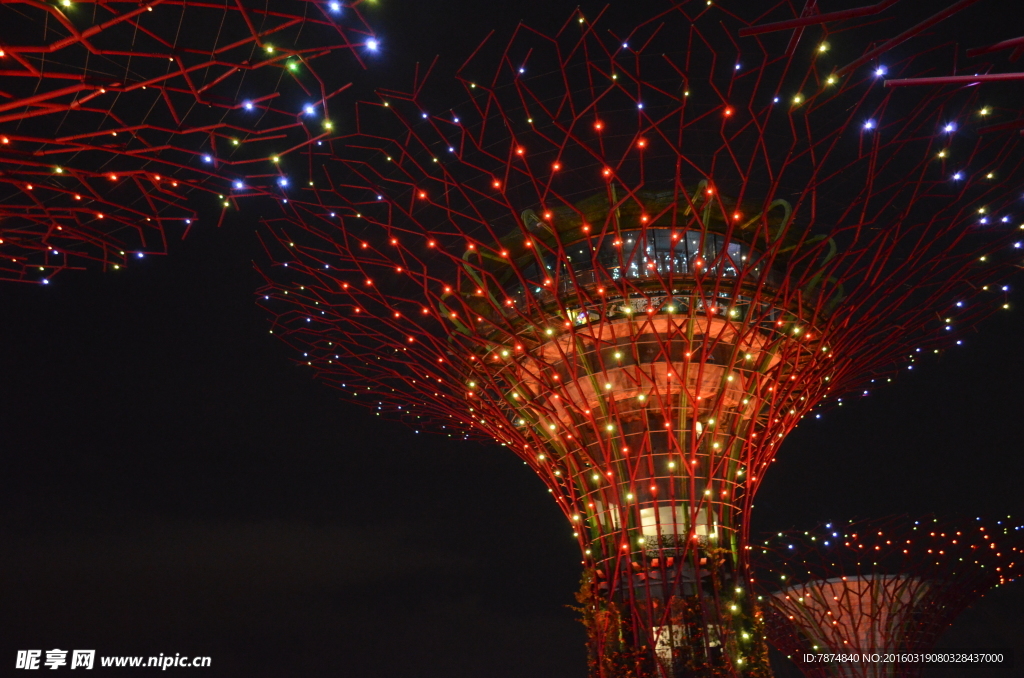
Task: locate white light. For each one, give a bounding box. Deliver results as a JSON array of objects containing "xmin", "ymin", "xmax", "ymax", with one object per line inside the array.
[{"xmin": 366, "ymin": 38, "xmax": 379, "ymax": 51}]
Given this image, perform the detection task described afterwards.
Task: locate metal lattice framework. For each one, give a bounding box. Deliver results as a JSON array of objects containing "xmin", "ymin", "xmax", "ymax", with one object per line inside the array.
[
  {"xmin": 254, "ymin": 3, "xmax": 1024, "ymax": 677},
  {"xmin": 752, "ymin": 516, "xmax": 1024, "ymax": 678},
  {"xmin": 0, "ymin": 0, "xmax": 375, "ymax": 282}
]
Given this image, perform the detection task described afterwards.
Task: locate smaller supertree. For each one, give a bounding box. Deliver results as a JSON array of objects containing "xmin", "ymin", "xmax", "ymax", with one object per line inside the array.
[
  {"xmin": 0, "ymin": 0, "xmax": 376, "ymax": 282},
  {"xmin": 751, "ymin": 516, "xmax": 1024, "ymax": 678}
]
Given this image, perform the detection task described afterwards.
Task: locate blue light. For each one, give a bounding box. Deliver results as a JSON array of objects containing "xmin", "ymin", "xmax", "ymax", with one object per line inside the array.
[
  {"xmin": 952, "ymin": 171, "xmax": 963, "ymax": 181},
  {"xmin": 328, "ymin": 0, "xmax": 341, "ymax": 11},
  {"xmin": 377, "ymin": 195, "xmax": 383, "ymax": 200},
  {"xmin": 304, "ymin": 104, "xmax": 315, "ymax": 115},
  {"xmin": 980, "ymin": 217, "xmax": 988, "ymax": 224},
  {"xmin": 875, "ymin": 65, "xmax": 887, "ymax": 77},
  {"xmin": 518, "ymin": 67, "xmax": 525, "ymax": 74},
  {"xmin": 137, "ymin": 252, "xmax": 144, "ymax": 259},
  {"xmin": 944, "ymin": 122, "xmax": 956, "ymax": 133},
  {"xmin": 448, "ymin": 146, "xmax": 455, "ymax": 153},
  {"xmin": 735, "ymin": 63, "xmax": 741, "ymax": 70},
  {"xmin": 1015, "ymin": 242, "xmax": 1022, "ymax": 248},
  {"xmin": 773, "ymin": 97, "xmax": 779, "ymax": 103},
  {"xmin": 863, "ymin": 119, "xmax": 876, "ymax": 130},
  {"xmin": 637, "ymin": 102, "xmax": 643, "ymax": 109},
  {"xmin": 203, "ymin": 155, "xmax": 212, "ymax": 163},
  {"xmin": 185, "ymin": 219, "xmax": 192, "ymax": 224},
  {"xmin": 1002, "ymin": 216, "xmax": 1010, "ymax": 223},
  {"xmin": 42, "ymin": 279, "xmax": 49, "ymax": 285},
  {"xmin": 622, "ymin": 42, "xmax": 628, "ymax": 49},
  {"xmin": 234, "ymin": 180, "xmax": 244, "ymax": 190},
  {"xmin": 453, "ymin": 117, "xmax": 460, "ymax": 123},
  {"xmin": 279, "ymin": 177, "xmax": 289, "ymax": 187},
  {"xmin": 243, "ymin": 101, "xmax": 254, "ymax": 111},
  {"xmin": 366, "ymin": 38, "xmax": 379, "ymax": 51}
]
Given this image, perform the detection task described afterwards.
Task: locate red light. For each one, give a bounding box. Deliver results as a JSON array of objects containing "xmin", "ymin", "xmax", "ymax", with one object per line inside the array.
[
  {"xmin": 418, "ymin": 190, "xmax": 427, "ymax": 199},
  {"xmin": 492, "ymin": 180, "xmax": 501, "ymax": 188},
  {"xmin": 733, "ymin": 212, "xmax": 741, "ymax": 220},
  {"xmin": 515, "ymin": 147, "xmax": 524, "ymax": 155},
  {"xmin": 602, "ymin": 168, "xmax": 612, "ymax": 177},
  {"xmin": 594, "ymin": 121, "xmax": 603, "ymax": 131},
  {"xmin": 637, "ymin": 139, "xmax": 647, "ymax": 148},
  {"xmin": 724, "ymin": 107, "xmax": 733, "ymax": 117},
  {"xmin": 552, "ymin": 162, "xmax": 561, "ymax": 171}
]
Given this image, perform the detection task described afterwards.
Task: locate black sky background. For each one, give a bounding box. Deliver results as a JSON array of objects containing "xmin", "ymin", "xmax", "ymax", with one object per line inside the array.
[{"xmin": 3, "ymin": 0, "xmax": 1024, "ymax": 676}]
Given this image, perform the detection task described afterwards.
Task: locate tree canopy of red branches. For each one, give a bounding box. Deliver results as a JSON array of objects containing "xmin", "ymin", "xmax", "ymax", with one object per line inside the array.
[
  {"xmin": 0, "ymin": 0, "xmax": 373, "ymax": 281},
  {"xmin": 752, "ymin": 516, "xmax": 1024, "ymax": 678},
  {"xmin": 253, "ymin": 2, "xmax": 1024, "ymax": 675}
]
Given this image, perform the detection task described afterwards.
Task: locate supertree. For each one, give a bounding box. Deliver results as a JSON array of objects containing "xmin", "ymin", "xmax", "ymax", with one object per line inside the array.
[
  {"xmin": 0, "ymin": 0, "xmax": 376, "ymax": 282},
  {"xmin": 751, "ymin": 516, "xmax": 1024, "ymax": 678},
  {"xmin": 254, "ymin": 2, "xmax": 1024, "ymax": 676}
]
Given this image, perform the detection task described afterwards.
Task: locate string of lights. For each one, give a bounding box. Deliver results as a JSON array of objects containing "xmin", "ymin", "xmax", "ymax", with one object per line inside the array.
[
  {"xmin": 0, "ymin": 0, "xmax": 377, "ymax": 282},
  {"xmin": 253, "ymin": 2, "xmax": 1024, "ymax": 676},
  {"xmin": 752, "ymin": 516, "xmax": 1024, "ymax": 678}
]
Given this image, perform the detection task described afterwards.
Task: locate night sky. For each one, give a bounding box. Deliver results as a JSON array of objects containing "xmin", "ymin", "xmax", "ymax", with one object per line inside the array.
[{"xmin": 2, "ymin": 1, "xmax": 1024, "ymax": 676}]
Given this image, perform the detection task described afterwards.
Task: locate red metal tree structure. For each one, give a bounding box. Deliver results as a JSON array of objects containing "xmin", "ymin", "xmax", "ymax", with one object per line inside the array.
[
  {"xmin": 256, "ymin": 3, "xmax": 1024, "ymax": 676},
  {"xmin": 0, "ymin": 0, "xmax": 375, "ymax": 282},
  {"xmin": 752, "ymin": 516, "xmax": 1023, "ymax": 678}
]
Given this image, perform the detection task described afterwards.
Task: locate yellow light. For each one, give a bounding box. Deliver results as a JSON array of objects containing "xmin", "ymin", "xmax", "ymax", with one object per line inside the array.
[
  {"xmin": 818, "ymin": 43, "xmax": 829, "ymax": 53},
  {"xmin": 826, "ymin": 75, "xmax": 837, "ymax": 85},
  {"xmin": 793, "ymin": 94, "xmax": 803, "ymax": 104}
]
